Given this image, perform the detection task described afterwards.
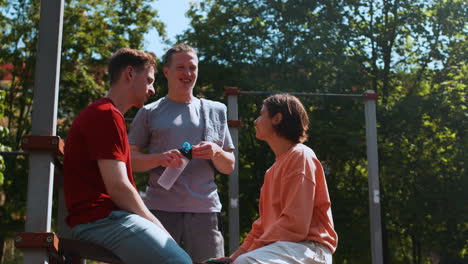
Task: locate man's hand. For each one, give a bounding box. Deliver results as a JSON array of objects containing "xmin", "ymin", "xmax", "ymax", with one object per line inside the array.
[
  {"xmin": 192, "ymin": 141, "xmax": 222, "ymax": 160},
  {"xmin": 156, "ymin": 149, "xmax": 184, "ymax": 169},
  {"xmin": 192, "ymin": 141, "xmax": 235, "ymax": 174},
  {"xmin": 130, "ymin": 145, "xmax": 184, "ymax": 172}
]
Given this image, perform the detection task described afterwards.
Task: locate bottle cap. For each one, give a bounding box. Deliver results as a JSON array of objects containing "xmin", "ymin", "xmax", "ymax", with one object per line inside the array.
[{"xmin": 179, "ymin": 142, "xmax": 192, "ymax": 160}]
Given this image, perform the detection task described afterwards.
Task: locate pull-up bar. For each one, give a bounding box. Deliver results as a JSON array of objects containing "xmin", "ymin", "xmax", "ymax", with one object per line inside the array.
[
  {"xmin": 224, "ymin": 87, "xmax": 383, "ymax": 264},
  {"xmin": 239, "ymin": 90, "xmax": 372, "ymax": 99}
]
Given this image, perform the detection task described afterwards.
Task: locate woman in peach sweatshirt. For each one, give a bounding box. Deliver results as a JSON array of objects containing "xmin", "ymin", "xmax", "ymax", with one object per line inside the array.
[{"xmin": 228, "ymin": 94, "xmax": 338, "ymax": 264}]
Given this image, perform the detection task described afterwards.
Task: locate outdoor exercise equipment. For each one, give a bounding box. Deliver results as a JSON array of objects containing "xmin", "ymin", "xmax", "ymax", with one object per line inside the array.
[
  {"xmin": 224, "ymin": 87, "xmax": 383, "ymax": 264},
  {"xmin": 12, "ymin": 1, "xmax": 383, "ymax": 263}
]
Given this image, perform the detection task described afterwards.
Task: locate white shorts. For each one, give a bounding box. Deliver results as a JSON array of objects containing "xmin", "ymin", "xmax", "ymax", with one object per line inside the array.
[{"xmin": 233, "ymin": 241, "xmax": 332, "ymax": 264}]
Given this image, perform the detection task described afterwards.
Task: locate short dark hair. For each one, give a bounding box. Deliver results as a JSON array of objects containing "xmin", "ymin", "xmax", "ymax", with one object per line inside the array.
[
  {"xmin": 263, "ymin": 94, "xmax": 309, "ymax": 143},
  {"xmin": 162, "ymin": 43, "xmax": 197, "ymax": 67},
  {"xmin": 108, "ymin": 48, "xmax": 156, "ymax": 85}
]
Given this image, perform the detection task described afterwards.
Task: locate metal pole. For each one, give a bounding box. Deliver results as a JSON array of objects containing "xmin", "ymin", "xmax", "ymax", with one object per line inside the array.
[
  {"xmin": 240, "ymin": 90, "xmax": 363, "ymax": 99},
  {"xmin": 364, "ymin": 90, "xmax": 384, "ymax": 264},
  {"xmin": 23, "ymin": 0, "xmax": 64, "ymax": 263},
  {"xmin": 226, "ymin": 90, "xmax": 240, "ymax": 254}
]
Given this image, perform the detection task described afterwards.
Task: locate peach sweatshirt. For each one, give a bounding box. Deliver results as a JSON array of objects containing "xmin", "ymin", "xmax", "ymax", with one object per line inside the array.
[{"xmin": 240, "ymin": 143, "xmax": 338, "ymax": 253}]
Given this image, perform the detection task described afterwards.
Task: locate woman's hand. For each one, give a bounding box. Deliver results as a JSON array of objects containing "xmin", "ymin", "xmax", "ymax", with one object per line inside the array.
[
  {"xmin": 229, "ymin": 247, "xmax": 247, "ymax": 261},
  {"xmin": 199, "ymin": 257, "xmax": 233, "ymax": 263}
]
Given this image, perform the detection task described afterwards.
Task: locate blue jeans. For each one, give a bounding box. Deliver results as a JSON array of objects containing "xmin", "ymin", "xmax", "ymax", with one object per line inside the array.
[{"xmin": 71, "ymin": 210, "xmax": 192, "ymax": 264}]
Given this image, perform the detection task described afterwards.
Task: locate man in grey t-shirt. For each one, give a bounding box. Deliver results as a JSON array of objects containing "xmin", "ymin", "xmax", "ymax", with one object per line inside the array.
[{"xmin": 128, "ymin": 43, "xmax": 235, "ymax": 262}]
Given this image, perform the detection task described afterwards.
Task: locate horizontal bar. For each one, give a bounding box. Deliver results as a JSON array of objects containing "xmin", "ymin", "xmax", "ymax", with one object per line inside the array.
[
  {"xmin": 240, "ymin": 91, "xmax": 364, "ymax": 99},
  {"xmin": 0, "ymin": 151, "xmax": 28, "ymax": 156},
  {"xmin": 228, "ymin": 120, "xmax": 242, "ymax": 128}
]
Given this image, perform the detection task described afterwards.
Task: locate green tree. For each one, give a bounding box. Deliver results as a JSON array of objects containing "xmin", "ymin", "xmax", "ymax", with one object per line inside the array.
[
  {"xmin": 378, "ymin": 64, "xmax": 467, "ymax": 264},
  {"xmin": 346, "ymin": 0, "xmax": 467, "ymax": 262},
  {"xmin": 0, "ymin": 86, "xmax": 13, "ymax": 262}
]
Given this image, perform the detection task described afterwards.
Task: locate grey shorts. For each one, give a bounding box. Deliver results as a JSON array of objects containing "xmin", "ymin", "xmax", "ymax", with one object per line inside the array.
[{"xmin": 151, "ymin": 210, "xmax": 225, "ymax": 262}]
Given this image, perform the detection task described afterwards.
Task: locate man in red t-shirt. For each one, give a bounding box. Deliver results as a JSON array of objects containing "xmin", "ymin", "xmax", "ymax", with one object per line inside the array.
[{"xmin": 63, "ymin": 48, "xmax": 191, "ymax": 264}]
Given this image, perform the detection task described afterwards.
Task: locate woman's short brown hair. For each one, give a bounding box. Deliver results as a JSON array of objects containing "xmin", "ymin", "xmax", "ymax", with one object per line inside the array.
[
  {"xmin": 263, "ymin": 94, "xmax": 309, "ymax": 143},
  {"xmin": 108, "ymin": 48, "xmax": 156, "ymax": 85}
]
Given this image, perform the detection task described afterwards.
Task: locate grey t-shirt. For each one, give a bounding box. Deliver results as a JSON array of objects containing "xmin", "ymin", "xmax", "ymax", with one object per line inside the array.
[{"xmin": 129, "ymin": 97, "xmax": 234, "ymax": 213}]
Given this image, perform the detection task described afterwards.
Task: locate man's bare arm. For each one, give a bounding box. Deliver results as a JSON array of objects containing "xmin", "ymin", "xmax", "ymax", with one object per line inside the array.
[
  {"xmin": 97, "ymin": 159, "xmax": 171, "ymax": 237},
  {"xmin": 130, "ymin": 145, "xmax": 183, "ymax": 172}
]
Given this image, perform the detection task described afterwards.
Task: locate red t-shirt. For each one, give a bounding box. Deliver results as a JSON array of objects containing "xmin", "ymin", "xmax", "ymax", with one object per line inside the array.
[{"xmin": 64, "ymin": 98, "xmax": 136, "ymax": 228}]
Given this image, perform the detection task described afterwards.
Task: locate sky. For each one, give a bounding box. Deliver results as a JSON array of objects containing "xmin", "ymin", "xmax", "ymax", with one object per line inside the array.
[{"xmin": 143, "ymin": 0, "xmax": 197, "ymax": 58}]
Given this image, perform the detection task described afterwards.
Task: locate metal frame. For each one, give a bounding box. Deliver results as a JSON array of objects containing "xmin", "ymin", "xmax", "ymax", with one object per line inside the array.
[
  {"xmin": 225, "ymin": 87, "xmax": 383, "ymax": 264},
  {"xmin": 225, "ymin": 87, "xmax": 241, "ymax": 255},
  {"xmin": 21, "ymin": 0, "xmax": 64, "ymax": 263},
  {"xmin": 19, "ymin": 0, "xmax": 382, "ymax": 261}
]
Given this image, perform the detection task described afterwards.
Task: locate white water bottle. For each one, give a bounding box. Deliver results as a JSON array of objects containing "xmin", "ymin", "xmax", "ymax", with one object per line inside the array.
[{"xmin": 157, "ymin": 142, "xmax": 192, "ymax": 190}]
